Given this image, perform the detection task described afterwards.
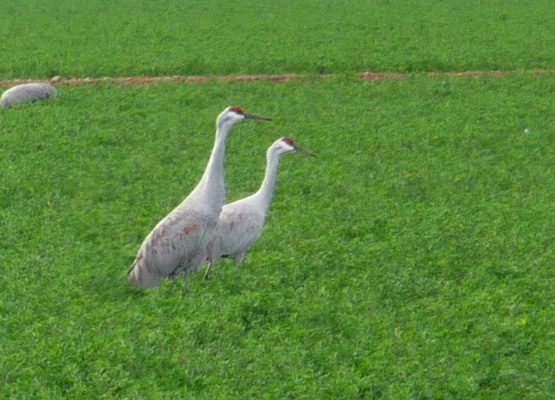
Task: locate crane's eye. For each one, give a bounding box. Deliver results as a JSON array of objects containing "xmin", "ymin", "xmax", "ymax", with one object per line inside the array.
[
  {"xmin": 283, "ymin": 137, "xmax": 294, "ymax": 145},
  {"xmin": 229, "ymin": 106, "xmax": 244, "ymax": 114}
]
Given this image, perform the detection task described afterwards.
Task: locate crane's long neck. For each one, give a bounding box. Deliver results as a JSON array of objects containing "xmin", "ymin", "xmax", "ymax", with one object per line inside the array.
[
  {"xmin": 253, "ymin": 148, "xmax": 282, "ymax": 215},
  {"xmin": 193, "ymin": 125, "xmax": 228, "ymax": 207}
]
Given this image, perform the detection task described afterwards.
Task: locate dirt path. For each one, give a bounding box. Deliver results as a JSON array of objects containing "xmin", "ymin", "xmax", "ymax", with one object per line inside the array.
[{"xmin": 0, "ymin": 70, "xmax": 552, "ymax": 87}]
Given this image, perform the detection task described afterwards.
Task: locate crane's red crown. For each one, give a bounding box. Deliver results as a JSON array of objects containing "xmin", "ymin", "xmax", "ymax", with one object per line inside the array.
[
  {"xmin": 283, "ymin": 137, "xmax": 294, "ymax": 146},
  {"xmin": 229, "ymin": 106, "xmax": 244, "ymax": 114}
]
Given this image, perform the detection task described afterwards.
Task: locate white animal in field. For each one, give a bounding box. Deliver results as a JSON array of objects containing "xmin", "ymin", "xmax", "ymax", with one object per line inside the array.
[
  {"xmin": 1, "ymin": 83, "xmax": 57, "ymax": 107},
  {"xmin": 127, "ymin": 106, "xmax": 271, "ymax": 291},
  {"xmin": 204, "ymin": 137, "xmax": 315, "ymax": 280}
]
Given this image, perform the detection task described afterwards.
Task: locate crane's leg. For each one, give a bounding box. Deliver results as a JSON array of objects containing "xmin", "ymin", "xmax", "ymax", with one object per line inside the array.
[
  {"xmin": 181, "ymin": 269, "xmax": 190, "ymax": 298},
  {"xmin": 204, "ymin": 261, "xmax": 214, "ymax": 280},
  {"xmin": 204, "ymin": 237, "xmax": 218, "ymax": 280}
]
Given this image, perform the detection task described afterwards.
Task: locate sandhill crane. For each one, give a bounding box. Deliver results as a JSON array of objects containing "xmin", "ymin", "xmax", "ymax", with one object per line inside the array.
[
  {"xmin": 1, "ymin": 83, "xmax": 57, "ymax": 107},
  {"xmin": 204, "ymin": 137, "xmax": 315, "ymax": 280},
  {"xmin": 127, "ymin": 106, "xmax": 271, "ymax": 291}
]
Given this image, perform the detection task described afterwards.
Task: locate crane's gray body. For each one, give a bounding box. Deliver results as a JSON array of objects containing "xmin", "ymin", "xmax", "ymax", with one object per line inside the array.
[
  {"xmin": 128, "ymin": 188, "xmax": 223, "ymax": 288},
  {"xmin": 206, "ymin": 197, "xmax": 266, "ymax": 270},
  {"xmin": 1, "ymin": 83, "xmax": 57, "ymax": 107}
]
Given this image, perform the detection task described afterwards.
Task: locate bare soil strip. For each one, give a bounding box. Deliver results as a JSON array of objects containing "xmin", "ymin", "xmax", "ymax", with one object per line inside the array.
[{"xmin": 0, "ymin": 70, "xmax": 552, "ymax": 87}]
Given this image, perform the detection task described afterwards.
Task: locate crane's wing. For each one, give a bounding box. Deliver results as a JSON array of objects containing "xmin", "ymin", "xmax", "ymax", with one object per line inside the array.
[
  {"xmin": 136, "ymin": 207, "xmax": 215, "ymax": 278},
  {"xmin": 210, "ymin": 203, "xmax": 265, "ymax": 263}
]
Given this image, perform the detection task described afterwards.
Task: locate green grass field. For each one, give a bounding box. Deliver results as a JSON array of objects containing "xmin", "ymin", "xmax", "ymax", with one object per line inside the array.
[
  {"xmin": 1, "ymin": 1, "xmax": 555, "ymax": 399},
  {"xmin": 1, "ymin": 0, "xmax": 554, "ymax": 79}
]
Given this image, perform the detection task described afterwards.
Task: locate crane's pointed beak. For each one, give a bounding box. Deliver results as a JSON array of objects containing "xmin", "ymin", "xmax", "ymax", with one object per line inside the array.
[
  {"xmin": 294, "ymin": 144, "xmax": 316, "ymax": 157},
  {"xmin": 244, "ymin": 113, "xmax": 272, "ymax": 121}
]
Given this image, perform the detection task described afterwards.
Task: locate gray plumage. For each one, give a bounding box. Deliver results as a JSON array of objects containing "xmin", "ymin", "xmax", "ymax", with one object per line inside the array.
[
  {"xmin": 204, "ymin": 137, "xmax": 315, "ymax": 280},
  {"xmin": 1, "ymin": 83, "xmax": 57, "ymax": 107},
  {"xmin": 127, "ymin": 106, "xmax": 271, "ymax": 289}
]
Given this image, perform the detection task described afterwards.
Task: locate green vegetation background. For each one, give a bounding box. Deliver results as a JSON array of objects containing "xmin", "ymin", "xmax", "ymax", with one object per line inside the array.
[
  {"xmin": 1, "ymin": 1, "xmax": 554, "ymax": 399},
  {"xmin": 0, "ymin": 0, "xmax": 554, "ymax": 79}
]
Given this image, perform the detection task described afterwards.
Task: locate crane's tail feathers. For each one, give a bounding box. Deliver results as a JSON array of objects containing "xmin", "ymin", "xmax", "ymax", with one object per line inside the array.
[{"xmin": 127, "ymin": 256, "xmax": 160, "ymax": 289}]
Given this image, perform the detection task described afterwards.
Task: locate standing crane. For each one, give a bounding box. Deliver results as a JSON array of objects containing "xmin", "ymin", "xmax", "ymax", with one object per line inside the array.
[
  {"xmin": 127, "ymin": 106, "xmax": 271, "ymax": 291},
  {"xmin": 204, "ymin": 137, "xmax": 315, "ymax": 280}
]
